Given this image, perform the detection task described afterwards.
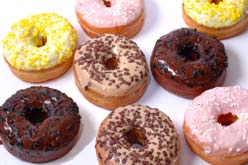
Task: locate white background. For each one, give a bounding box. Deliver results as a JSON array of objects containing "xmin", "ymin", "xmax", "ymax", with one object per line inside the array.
[{"xmin": 0, "ymin": 0, "xmax": 247, "ymax": 164}]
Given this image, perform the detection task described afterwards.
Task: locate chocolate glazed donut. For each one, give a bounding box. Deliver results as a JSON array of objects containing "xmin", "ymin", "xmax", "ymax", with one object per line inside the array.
[
  {"xmin": 150, "ymin": 28, "xmax": 228, "ymax": 98},
  {"xmin": 0, "ymin": 86, "xmax": 81, "ymax": 163}
]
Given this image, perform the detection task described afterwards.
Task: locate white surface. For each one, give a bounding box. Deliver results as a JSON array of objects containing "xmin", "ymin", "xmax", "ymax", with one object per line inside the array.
[{"xmin": 0, "ymin": 0, "xmax": 247, "ymax": 165}]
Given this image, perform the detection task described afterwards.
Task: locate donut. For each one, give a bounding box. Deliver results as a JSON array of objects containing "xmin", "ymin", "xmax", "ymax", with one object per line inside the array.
[
  {"xmin": 2, "ymin": 13, "xmax": 77, "ymax": 83},
  {"xmin": 73, "ymin": 34, "xmax": 149, "ymax": 110},
  {"xmin": 75, "ymin": 0, "xmax": 145, "ymax": 38},
  {"xmin": 150, "ymin": 28, "xmax": 228, "ymax": 99},
  {"xmin": 182, "ymin": 0, "xmax": 248, "ymax": 39},
  {"xmin": 0, "ymin": 86, "xmax": 81, "ymax": 163},
  {"xmin": 96, "ymin": 105, "xmax": 180, "ymax": 165},
  {"xmin": 183, "ymin": 86, "xmax": 248, "ymax": 165}
]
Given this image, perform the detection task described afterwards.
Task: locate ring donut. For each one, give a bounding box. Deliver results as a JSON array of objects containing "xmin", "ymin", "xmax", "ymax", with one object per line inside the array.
[
  {"xmin": 150, "ymin": 28, "xmax": 228, "ymax": 98},
  {"xmin": 73, "ymin": 34, "xmax": 149, "ymax": 110},
  {"xmin": 184, "ymin": 86, "xmax": 248, "ymax": 165},
  {"xmin": 2, "ymin": 13, "xmax": 77, "ymax": 82},
  {"xmin": 0, "ymin": 86, "xmax": 81, "ymax": 163},
  {"xmin": 96, "ymin": 105, "xmax": 180, "ymax": 164},
  {"xmin": 75, "ymin": 0, "xmax": 145, "ymax": 38},
  {"xmin": 182, "ymin": 0, "xmax": 248, "ymax": 39}
]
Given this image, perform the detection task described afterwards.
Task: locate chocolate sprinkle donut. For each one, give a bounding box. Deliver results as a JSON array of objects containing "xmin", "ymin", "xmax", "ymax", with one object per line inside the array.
[
  {"xmin": 95, "ymin": 105, "xmax": 180, "ymax": 165},
  {"xmin": 0, "ymin": 86, "xmax": 81, "ymax": 163},
  {"xmin": 150, "ymin": 28, "xmax": 228, "ymax": 98},
  {"xmin": 73, "ymin": 34, "xmax": 149, "ymax": 109}
]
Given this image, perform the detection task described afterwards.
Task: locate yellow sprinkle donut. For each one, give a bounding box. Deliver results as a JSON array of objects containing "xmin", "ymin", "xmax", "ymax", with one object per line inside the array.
[
  {"xmin": 2, "ymin": 13, "xmax": 77, "ymax": 82},
  {"xmin": 183, "ymin": 0, "xmax": 248, "ymax": 39}
]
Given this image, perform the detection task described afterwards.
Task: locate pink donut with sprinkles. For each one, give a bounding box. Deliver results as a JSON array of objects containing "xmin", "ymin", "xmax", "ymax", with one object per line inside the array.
[
  {"xmin": 75, "ymin": 0, "xmax": 145, "ymax": 38},
  {"xmin": 183, "ymin": 86, "xmax": 248, "ymax": 165}
]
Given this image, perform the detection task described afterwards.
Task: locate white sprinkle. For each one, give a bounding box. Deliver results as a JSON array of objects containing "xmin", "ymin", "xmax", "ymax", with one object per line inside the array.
[
  {"xmin": 204, "ymin": 146, "xmax": 211, "ymax": 154},
  {"xmin": 100, "ymin": 20, "xmax": 106, "ymax": 24},
  {"xmin": 95, "ymin": 19, "xmax": 100, "ymax": 24},
  {"xmin": 214, "ymin": 144, "xmax": 219, "ymax": 149},
  {"xmin": 122, "ymin": 16, "xmax": 128, "ymax": 23},
  {"xmin": 216, "ymin": 106, "xmax": 221, "ymax": 112},
  {"xmin": 229, "ymin": 147, "xmax": 233, "ymax": 152},
  {"xmin": 51, "ymin": 96, "xmax": 57, "ymax": 102},
  {"xmin": 236, "ymin": 148, "xmax": 241, "ymax": 152},
  {"xmin": 214, "ymin": 102, "xmax": 219, "ymax": 106},
  {"xmin": 243, "ymin": 128, "xmax": 247, "ymax": 141},
  {"xmin": 234, "ymin": 86, "xmax": 241, "ymax": 89},
  {"xmin": 210, "ymin": 115, "xmax": 215, "ymax": 120},
  {"xmin": 206, "ymin": 99, "xmax": 209, "ymax": 105},
  {"xmin": 44, "ymin": 100, "xmax": 51, "ymax": 105}
]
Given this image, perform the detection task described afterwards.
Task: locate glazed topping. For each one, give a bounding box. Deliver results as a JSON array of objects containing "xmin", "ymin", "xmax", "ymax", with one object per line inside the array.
[
  {"xmin": 183, "ymin": 0, "xmax": 248, "ymax": 28},
  {"xmin": 74, "ymin": 34, "xmax": 149, "ymax": 96},
  {"xmin": 0, "ymin": 86, "xmax": 81, "ymax": 154},
  {"xmin": 185, "ymin": 86, "xmax": 248, "ymax": 156},
  {"xmin": 151, "ymin": 28, "xmax": 228, "ymax": 88},
  {"xmin": 2, "ymin": 13, "xmax": 77, "ymax": 70},
  {"xmin": 96, "ymin": 105, "xmax": 179, "ymax": 164},
  {"xmin": 75, "ymin": 0, "xmax": 144, "ymax": 27}
]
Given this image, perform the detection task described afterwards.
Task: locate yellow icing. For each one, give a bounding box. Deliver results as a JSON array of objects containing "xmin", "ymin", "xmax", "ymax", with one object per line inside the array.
[
  {"xmin": 2, "ymin": 13, "xmax": 77, "ymax": 70},
  {"xmin": 183, "ymin": 0, "xmax": 248, "ymax": 28}
]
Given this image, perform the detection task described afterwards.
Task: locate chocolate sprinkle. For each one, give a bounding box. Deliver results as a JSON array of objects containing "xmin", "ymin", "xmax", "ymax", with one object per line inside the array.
[
  {"xmin": 74, "ymin": 34, "xmax": 149, "ymax": 95},
  {"xmin": 96, "ymin": 105, "xmax": 180, "ymax": 164}
]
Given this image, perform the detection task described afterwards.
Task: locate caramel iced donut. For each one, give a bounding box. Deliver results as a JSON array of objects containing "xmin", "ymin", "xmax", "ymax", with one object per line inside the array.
[
  {"xmin": 96, "ymin": 105, "xmax": 180, "ymax": 165},
  {"xmin": 150, "ymin": 28, "xmax": 228, "ymax": 99},
  {"xmin": 2, "ymin": 13, "xmax": 77, "ymax": 82},
  {"xmin": 182, "ymin": 0, "xmax": 248, "ymax": 39},
  {"xmin": 75, "ymin": 0, "xmax": 145, "ymax": 38},
  {"xmin": 0, "ymin": 86, "xmax": 81, "ymax": 163},
  {"xmin": 184, "ymin": 86, "xmax": 248, "ymax": 165},
  {"xmin": 73, "ymin": 34, "xmax": 149, "ymax": 110}
]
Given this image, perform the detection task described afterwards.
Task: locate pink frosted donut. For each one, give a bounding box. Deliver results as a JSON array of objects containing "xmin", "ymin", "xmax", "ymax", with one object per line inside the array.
[
  {"xmin": 183, "ymin": 86, "xmax": 248, "ymax": 165},
  {"xmin": 75, "ymin": 0, "xmax": 145, "ymax": 38}
]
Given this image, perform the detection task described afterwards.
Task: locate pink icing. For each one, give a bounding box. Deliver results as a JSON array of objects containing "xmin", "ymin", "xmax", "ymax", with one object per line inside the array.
[
  {"xmin": 184, "ymin": 86, "xmax": 248, "ymax": 156},
  {"xmin": 75, "ymin": 0, "xmax": 144, "ymax": 28}
]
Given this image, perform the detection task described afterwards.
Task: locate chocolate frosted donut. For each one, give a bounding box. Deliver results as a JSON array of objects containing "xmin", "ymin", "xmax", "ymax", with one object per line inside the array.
[
  {"xmin": 150, "ymin": 28, "xmax": 228, "ymax": 98},
  {"xmin": 0, "ymin": 86, "xmax": 81, "ymax": 163},
  {"xmin": 73, "ymin": 34, "xmax": 149, "ymax": 110},
  {"xmin": 96, "ymin": 105, "xmax": 180, "ymax": 165}
]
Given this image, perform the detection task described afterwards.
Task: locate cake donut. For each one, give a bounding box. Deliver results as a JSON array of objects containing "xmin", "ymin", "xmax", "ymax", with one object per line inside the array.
[
  {"xmin": 75, "ymin": 0, "xmax": 145, "ymax": 38},
  {"xmin": 150, "ymin": 28, "xmax": 228, "ymax": 99},
  {"xmin": 2, "ymin": 13, "xmax": 77, "ymax": 83},
  {"xmin": 96, "ymin": 105, "xmax": 180, "ymax": 165},
  {"xmin": 0, "ymin": 86, "xmax": 81, "ymax": 163},
  {"xmin": 73, "ymin": 34, "xmax": 149, "ymax": 110},
  {"xmin": 182, "ymin": 0, "xmax": 248, "ymax": 39},
  {"xmin": 184, "ymin": 86, "xmax": 248, "ymax": 165}
]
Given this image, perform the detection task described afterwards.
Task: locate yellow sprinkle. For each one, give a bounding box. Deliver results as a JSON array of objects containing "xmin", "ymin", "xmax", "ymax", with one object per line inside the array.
[
  {"xmin": 184, "ymin": 0, "xmax": 247, "ymax": 28},
  {"xmin": 2, "ymin": 13, "xmax": 77, "ymax": 71}
]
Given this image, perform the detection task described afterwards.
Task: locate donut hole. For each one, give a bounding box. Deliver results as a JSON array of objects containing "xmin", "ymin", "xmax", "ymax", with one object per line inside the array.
[
  {"xmin": 178, "ymin": 46, "xmax": 200, "ymax": 62},
  {"xmin": 25, "ymin": 107, "xmax": 48, "ymax": 125},
  {"xmin": 217, "ymin": 112, "xmax": 238, "ymax": 126},
  {"xmin": 210, "ymin": 0, "xmax": 222, "ymax": 4},
  {"xmin": 125, "ymin": 128, "xmax": 145, "ymax": 148},
  {"xmin": 103, "ymin": 0, "xmax": 111, "ymax": 7},
  {"xmin": 32, "ymin": 35, "xmax": 47, "ymax": 48},
  {"xmin": 36, "ymin": 36, "xmax": 47, "ymax": 47},
  {"xmin": 103, "ymin": 56, "xmax": 119, "ymax": 70}
]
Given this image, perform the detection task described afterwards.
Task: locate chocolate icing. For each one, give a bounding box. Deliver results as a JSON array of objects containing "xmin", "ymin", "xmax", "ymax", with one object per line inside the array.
[
  {"xmin": 150, "ymin": 28, "xmax": 228, "ymax": 98},
  {"xmin": 0, "ymin": 86, "xmax": 81, "ymax": 163}
]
